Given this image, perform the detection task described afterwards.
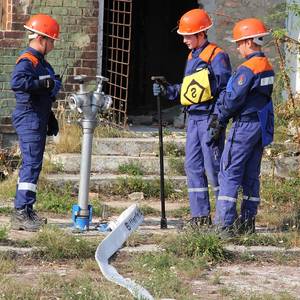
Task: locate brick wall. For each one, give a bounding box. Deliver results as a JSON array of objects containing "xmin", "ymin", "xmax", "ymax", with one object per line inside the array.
[{"xmin": 0, "ymin": 0, "xmax": 99, "ymax": 117}]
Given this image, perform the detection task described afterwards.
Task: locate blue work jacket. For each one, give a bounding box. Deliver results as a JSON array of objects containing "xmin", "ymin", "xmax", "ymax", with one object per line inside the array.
[
  {"xmin": 217, "ymin": 52, "xmax": 274, "ymax": 124},
  {"xmin": 166, "ymin": 40, "xmax": 232, "ymax": 115},
  {"xmin": 11, "ymin": 47, "xmax": 54, "ymax": 118}
]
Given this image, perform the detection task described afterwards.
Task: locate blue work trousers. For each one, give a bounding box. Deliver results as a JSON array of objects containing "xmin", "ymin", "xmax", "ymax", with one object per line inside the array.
[
  {"xmin": 215, "ymin": 120, "xmax": 263, "ymax": 227},
  {"xmin": 12, "ymin": 108, "xmax": 48, "ymax": 209},
  {"xmin": 185, "ymin": 116, "xmax": 224, "ymax": 217}
]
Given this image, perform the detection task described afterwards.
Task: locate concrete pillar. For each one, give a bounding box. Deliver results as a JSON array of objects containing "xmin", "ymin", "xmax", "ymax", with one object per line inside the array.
[{"xmin": 286, "ymin": 0, "xmax": 300, "ymax": 94}]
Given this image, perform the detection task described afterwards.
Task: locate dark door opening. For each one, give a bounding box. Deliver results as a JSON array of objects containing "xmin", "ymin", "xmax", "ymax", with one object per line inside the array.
[{"xmin": 127, "ymin": 0, "xmax": 199, "ymax": 115}]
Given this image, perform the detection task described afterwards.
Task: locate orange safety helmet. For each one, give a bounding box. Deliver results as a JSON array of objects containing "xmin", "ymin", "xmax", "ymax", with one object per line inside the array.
[
  {"xmin": 177, "ymin": 9, "xmax": 213, "ymax": 35},
  {"xmin": 24, "ymin": 14, "xmax": 60, "ymax": 40},
  {"xmin": 232, "ymin": 18, "xmax": 269, "ymax": 44}
]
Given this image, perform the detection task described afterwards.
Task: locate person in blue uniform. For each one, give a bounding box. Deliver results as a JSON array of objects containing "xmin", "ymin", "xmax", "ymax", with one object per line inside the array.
[
  {"xmin": 153, "ymin": 9, "xmax": 231, "ymax": 226},
  {"xmin": 10, "ymin": 14, "xmax": 62, "ymax": 231},
  {"xmin": 211, "ymin": 18, "xmax": 275, "ymax": 234}
]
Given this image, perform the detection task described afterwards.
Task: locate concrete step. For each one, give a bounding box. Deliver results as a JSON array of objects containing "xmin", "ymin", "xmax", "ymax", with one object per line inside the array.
[
  {"xmin": 45, "ymin": 173, "xmax": 187, "ymax": 192},
  {"xmin": 50, "ymin": 152, "xmax": 276, "ymax": 177},
  {"xmin": 92, "ymin": 137, "xmax": 185, "ymax": 156},
  {"xmin": 50, "ymin": 153, "xmax": 184, "ymax": 175}
]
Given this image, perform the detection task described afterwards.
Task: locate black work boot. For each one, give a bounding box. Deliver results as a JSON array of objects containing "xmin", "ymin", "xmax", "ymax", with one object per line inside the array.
[
  {"xmin": 27, "ymin": 207, "xmax": 47, "ymax": 225},
  {"xmin": 11, "ymin": 207, "xmax": 43, "ymax": 232},
  {"xmin": 186, "ymin": 216, "xmax": 212, "ymax": 229},
  {"xmin": 239, "ymin": 218, "xmax": 256, "ymax": 234}
]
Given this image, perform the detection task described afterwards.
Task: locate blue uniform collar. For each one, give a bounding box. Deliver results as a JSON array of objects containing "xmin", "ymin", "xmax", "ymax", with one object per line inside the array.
[
  {"xmin": 246, "ymin": 51, "xmax": 265, "ymax": 60},
  {"xmin": 191, "ymin": 40, "xmax": 210, "ymax": 58},
  {"xmin": 22, "ymin": 47, "xmax": 45, "ymax": 61}
]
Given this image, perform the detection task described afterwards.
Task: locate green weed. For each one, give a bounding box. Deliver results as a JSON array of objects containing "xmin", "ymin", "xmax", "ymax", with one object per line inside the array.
[
  {"xmin": 165, "ymin": 230, "xmax": 230, "ymax": 263},
  {"xmin": 0, "ymin": 207, "xmax": 12, "ymax": 215},
  {"xmin": 168, "ymin": 157, "xmax": 185, "ymax": 175},
  {"xmin": 168, "ymin": 206, "xmax": 190, "ymax": 218},
  {"xmin": 95, "ymin": 124, "xmax": 137, "ymax": 138},
  {"xmin": 0, "ymin": 254, "xmax": 17, "ymax": 275},
  {"xmin": 118, "ymin": 162, "xmax": 144, "ymax": 176},
  {"xmin": 132, "ymin": 252, "xmax": 195, "ymax": 299},
  {"xmin": 35, "ymin": 181, "xmax": 75, "ymax": 214},
  {"xmin": 140, "ymin": 205, "xmax": 159, "ymax": 216},
  {"xmin": 32, "ymin": 226, "xmax": 97, "ymax": 260},
  {"xmin": 260, "ymin": 176, "xmax": 300, "ymax": 229},
  {"xmin": 113, "ymin": 176, "xmax": 176, "ymax": 198},
  {"xmin": 0, "ymin": 174, "xmax": 17, "ymax": 202},
  {"xmin": 0, "ymin": 226, "xmax": 8, "ymax": 241},
  {"xmin": 41, "ymin": 158, "xmax": 64, "ymax": 175},
  {"xmin": 164, "ymin": 141, "xmax": 185, "ymax": 157},
  {"xmin": 234, "ymin": 233, "xmax": 292, "ymax": 248}
]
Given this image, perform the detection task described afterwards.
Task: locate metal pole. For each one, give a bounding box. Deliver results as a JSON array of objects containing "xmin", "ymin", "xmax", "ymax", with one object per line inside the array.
[
  {"xmin": 157, "ymin": 94, "xmax": 167, "ymax": 229},
  {"xmin": 78, "ymin": 122, "xmax": 96, "ymax": 214},
  {"xmin": 151, "ymin": 76, "xmax": 168, "ymax": 229}
]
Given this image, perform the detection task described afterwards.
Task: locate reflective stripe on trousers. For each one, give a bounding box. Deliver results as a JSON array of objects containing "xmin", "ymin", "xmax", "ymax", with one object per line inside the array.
[{"xmin": 185, "ymin": 117, "xmax": 224, "ymax": 217}]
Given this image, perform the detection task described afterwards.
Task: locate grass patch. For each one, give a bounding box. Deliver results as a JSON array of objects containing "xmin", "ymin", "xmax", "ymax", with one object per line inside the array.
[
  {"xmin": 95, "ymin": 124, "xmax": 137, "ymax": 138},
  {"xmin": 132, "ymin": 252, "xmax": 196, "ymax": 299},
  {"xmin": 167, "ymin": 157, "xmax": 185, "ymax": 175},
  {"xmin": 260, "ymin": 176, "xmax": 300, "ymax": 229},
  {"xmin": 164, "ymin": 141, "xmax": 185, "ymax": 157},
  {"xmin": 0, "ymin": 273, "xmax": 133, "ymax": 300},
  {"xmin": 112, "ymin": 176, "xmax": 177, "ymax": 198},
  {"xmin": 0, "ymin": 207, "xmax": 12, "ymax": 215},
  {"xmin": 140, "ymin": 204, "xmax": 159, "ymax": 216},
  {"xmin": 164, "ymin": 230, "xmax": 230, "ymax": 263},
  {"xmin": 54, "ymin": 124, "xmax": 82, "ymax": 153},
  {"xmin": 233, "ymin": 232, "xmax": 296, "ymax": 248},
  {"xmin": 0, "ymin": 174, "xmax": 17, "ymax": 202},
  {"xmin": 35, "ymin": 180, "xmax": 75, "ymax": 214},
  {"xmin": 41, "ymin": 158, "xmax": 64, "ymax": 175},
  {"xmin": 168, "ymin": 206, "xmax": 190, "ymax": 218},
  {"xmin": 32, "ymin": 226, "xmax": 97, "ymax": 260},
  {"xmin": 0, "ymin": 253, "xmax": 17, "ymax": 274},
  {"xmin": 0, "ymin": 226, "xmax": 8, "ymax": 241},
  {"xmin": 118, "ymin": 162, "xmax": 144, "ymax": 176}
]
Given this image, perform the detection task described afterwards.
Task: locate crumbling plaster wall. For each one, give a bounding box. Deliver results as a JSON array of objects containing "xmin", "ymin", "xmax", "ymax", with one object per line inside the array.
[{"xmin": 200, "ymin": 0, "xmax": 283, "ymax": 70}]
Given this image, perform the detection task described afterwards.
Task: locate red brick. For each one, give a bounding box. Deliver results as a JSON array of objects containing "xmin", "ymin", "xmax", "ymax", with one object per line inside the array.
[
  {"xmin": 82, "ymin": 60, "xmax": 97, "ymax": 68},
  {"xmin": 81, "ymin": 51, "xmax": 97, "ymax": 59},
  {"xmin": 4, "ymin": 31, "xmax": 25, "ymax": 39},
  {"xmin": 11, "ymin": 22, "xmax": 24, "ymax": 31},
  {"xmin": 0, "ymin": 39, "xmax": 22, "ymax": 47},
  {"xmin": 75, "ymin": 67, "xmax": 96, "ymax": 77}
]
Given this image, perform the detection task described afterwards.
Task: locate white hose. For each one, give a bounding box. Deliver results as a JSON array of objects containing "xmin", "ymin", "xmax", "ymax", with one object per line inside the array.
[{"xmin": 95, "ymin": 204, "xmax": 154, "ymax": 300}]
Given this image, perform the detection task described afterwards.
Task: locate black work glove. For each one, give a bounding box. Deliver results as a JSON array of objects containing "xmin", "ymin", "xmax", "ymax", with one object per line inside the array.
[
  {"xmin": 39, "ymin": 77, "xmax": 55, "ymax": 91},
  {"xmin": 206, "ymin": 115, "xmax": 225, "ymax": 146},
  {"xmin": 47, "ymin": 111, "xmax": 59, "ymax": 136}
]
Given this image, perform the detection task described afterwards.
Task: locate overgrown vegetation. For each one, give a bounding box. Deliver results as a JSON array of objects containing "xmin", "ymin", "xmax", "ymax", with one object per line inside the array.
[
  {"xmin": 164, "ymin": 230, "xmax": 231, "ymax": 263},
  {"xmin": 0, "ymin": 226, "xmax": 8, "ymax": 241},
  {"xmin": 112, "ymin": 176, "xmax": 178, "ymax": 198},
  {"xmin": 268, "ymin": 1, "xmax": 300, "ymax": 144},
  {"xmin": 164, "ymin": 141, "xmax": 185, "ymax": 157},
  {"xmin": 118, "ymin": 162, "xmax": 144, "ymax": 176},
  {"xmin": 260, "ymin": 176, "xmax": 300, "ymax": 229},
  {"xmin": 32, "ymin": 226, "xmax": 97, "ymax": 260}
]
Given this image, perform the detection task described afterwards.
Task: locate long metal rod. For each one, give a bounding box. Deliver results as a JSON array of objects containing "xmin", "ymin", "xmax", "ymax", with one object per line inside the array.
[{"xmin": 156, "ymin": 94, "xmax": 167, "ymax": 229}]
